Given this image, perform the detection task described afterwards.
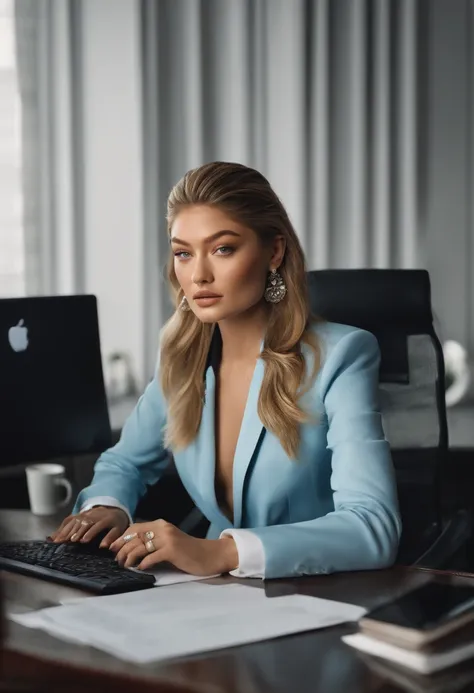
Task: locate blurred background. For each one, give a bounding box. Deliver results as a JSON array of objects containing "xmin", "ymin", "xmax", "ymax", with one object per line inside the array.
[{"xmin": 1, "ymin": 0, "xmax": 473, "ymax": 436}]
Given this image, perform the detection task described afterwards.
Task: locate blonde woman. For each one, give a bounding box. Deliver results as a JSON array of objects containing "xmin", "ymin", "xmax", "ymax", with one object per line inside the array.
[{"xmin": 51, "ymin": 162, "xmax": 401, "ymax": 579}]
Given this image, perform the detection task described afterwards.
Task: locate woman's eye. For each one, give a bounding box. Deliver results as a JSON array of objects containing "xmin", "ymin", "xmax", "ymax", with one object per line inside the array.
[
  {"xmin": 215, "ymin": 246, "xmax": 234, "ymax": 255},
  {"xmin": 174, "ymin": 251, "xmax": 191, "ymax": 259}
]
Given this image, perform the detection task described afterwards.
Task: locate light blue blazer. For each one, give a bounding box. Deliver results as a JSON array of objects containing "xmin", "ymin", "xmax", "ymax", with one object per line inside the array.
[{"xmin": 75, "ymin": 321, "xmax": 401, "ymax": 579}]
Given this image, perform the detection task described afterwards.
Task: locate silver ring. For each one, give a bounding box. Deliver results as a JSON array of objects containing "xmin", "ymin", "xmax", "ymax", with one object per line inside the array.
[
  {"xmin": 123, "ymin": 532, "xmax": 137, "ymax": 543},
  {"xmin": 145, "ymin": 530, "xmax": 154, "ymax": 541},
  {"xmin": 80, "ymin": 520, "xmax": 92, "ymax": 527},
  {"xmin": 145, "ymin": 539, "xmax": 155, "ymax": 553}
]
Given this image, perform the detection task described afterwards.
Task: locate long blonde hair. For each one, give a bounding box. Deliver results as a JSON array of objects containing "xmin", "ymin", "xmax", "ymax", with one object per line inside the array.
[{"xmin": 160, "ymin": 162, "xmax": 321, "ymax": 459}]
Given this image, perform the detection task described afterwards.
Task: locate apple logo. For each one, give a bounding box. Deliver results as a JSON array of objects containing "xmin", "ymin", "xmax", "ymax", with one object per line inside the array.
[{"xmin": 8, "ymin": 319, "xmax": 28, "ymax": 352}]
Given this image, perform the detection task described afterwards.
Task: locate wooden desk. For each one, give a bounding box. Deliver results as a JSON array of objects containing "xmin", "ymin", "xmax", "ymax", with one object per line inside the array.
[{"xmin": 2, "ymin": 510, "xmax": 474, "ymax": 693}]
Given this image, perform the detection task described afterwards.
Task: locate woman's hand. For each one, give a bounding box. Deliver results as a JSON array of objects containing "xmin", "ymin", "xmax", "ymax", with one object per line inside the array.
[
  {"xmin": 109, "ymin": 519, "xmax": 239, "ymax": 576},
  {"xmin": 49, "ymin": 506, "xmax": 129, "ymax": 548}
]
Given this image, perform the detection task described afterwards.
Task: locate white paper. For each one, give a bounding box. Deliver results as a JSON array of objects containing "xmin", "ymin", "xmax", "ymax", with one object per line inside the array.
[
  {"xmin": 145, "ymin": 564, "xmax": 221, "ymax": 586},
  {"xmin": 58, "ymin": 566, "xmax": 220, "ymax": 604},
  {"xmin": 11, "ymin": 582, "xmax": 366, "ymax": 664},
  {"xmin": 343, "ymin": 633, "xmax": 474, "ymax": 675}
]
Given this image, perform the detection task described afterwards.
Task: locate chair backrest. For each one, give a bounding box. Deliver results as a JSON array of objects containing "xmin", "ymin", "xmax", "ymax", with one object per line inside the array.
[
  {"xmin": 307, "ymin": 269, "xmax": 447, "ymax": 451},
  {"xmin": 306, "ymin": 269, "xmax": 448, "ymax": 562}
]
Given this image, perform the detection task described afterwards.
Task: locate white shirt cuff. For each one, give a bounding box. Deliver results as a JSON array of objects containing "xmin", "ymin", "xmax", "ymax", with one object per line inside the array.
[
  {"xmin": 220, "ymin": 529, "xmax": 266, "ymax": 579},
  {"xmin": 80, "ymin": 496, "xmax": 132, "ymax": 526}
]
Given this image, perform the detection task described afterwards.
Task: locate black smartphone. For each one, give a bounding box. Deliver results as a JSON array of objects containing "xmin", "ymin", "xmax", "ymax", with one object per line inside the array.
[{"xmin": 360, "ymin": 581, "xmax": 474, "ymax": 649}]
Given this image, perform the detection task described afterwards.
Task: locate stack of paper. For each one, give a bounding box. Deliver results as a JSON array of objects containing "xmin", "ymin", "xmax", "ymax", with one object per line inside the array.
[
  {"xmin": 343, "ymin": 632, "xmax": 474, "ymax": 675},
  {"xmin": 10, "ymin": 582, "xmax": 366, "ymax": 663},
  {"xmin": 133, "ymin": 564, "xmax": 221, "ymax": 586}
]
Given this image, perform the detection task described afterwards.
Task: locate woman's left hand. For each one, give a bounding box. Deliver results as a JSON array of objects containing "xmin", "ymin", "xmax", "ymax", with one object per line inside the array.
[{"xmin": 109, "ymin": 519, "xmax": 239, "ymax": 576}]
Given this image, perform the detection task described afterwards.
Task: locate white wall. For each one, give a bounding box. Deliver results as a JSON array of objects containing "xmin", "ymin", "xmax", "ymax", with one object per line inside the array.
[{"xmin": 80, "ymin": 0, "xmax": 145, "ymax": 387}]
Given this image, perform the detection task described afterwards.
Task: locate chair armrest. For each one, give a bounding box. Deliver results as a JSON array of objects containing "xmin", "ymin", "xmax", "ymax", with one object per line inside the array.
[{"xmin": 412, "ymin": 508, "xmax": 472, "ymax": 569}]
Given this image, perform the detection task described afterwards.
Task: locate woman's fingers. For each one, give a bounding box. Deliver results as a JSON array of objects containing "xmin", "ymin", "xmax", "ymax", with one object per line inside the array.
[
  {"xmin": 99, "ymin": 526, "xmax": 123, "ymax": 549},
  {"xmin": 49, "ymin": 515, "xmax": 74, "ymax": 540},
  {"xmin": 123, "ymin": 543, "xmax": 148, "ymax": 568},
  {"xmin": 114, "ymin": 529, "xmax": 163, "ymax": 565},
  {"xmin": 110, "ymin": 527, "xmax": 140, "ymax": 552},
  {"xmin": 64, "ymin": 518, "xmax": 87, "ymax": 543},
  {"xmin": 116, "ymin": 533, "xmax": 163, "ymax": 567},
  {"xmin": 53, "ymin": 517, "xmax": 81, "ymax": 543},
  {"xmin": 115, "ymin": 537, "xmax": 143, "ymax": 565},
  {"xmin": 52, "ymin": 516, "xmax": 110, "ymax": 544},
  {"xmin": 109, "ymin": 536, "xmax": 130, "ymax": 553},
  {"xmin": 139, "ymin": 530, "xmax": 160, "ymax": 555},
  {"xmin": 121, "ymin": 531, "xmax": 163, "ymax": 568},
  {"xmin": 51, "ymin": 506, "xmax": 130, "ymax": 545},
  {"xmin": 70, "ymin": 518, "xmax": 96, "ymax": 542},
  {"xmin": 79, "ymin": 519, "xmax": 112, "ymax": 544},
  {"xmin": 49, "ymin": 516, "xmax": 74, "ymax": 541},
  {"xmin": 137, "ymin": 548, "xmax": 167, "ymax": 571}
]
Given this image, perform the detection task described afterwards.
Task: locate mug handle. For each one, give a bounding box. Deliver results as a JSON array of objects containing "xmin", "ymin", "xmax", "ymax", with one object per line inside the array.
[{"xmin": 55, "ymin": 478, "xmax": 73, "ymax": 508}]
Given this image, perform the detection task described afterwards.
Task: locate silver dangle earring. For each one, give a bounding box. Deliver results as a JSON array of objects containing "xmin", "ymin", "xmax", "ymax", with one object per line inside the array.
[
  {"xmin": 264, "ymin": 268, "xmax": 287, "ymax": 303},
  {"xmin": 180, "ymin": 296, "xmax": 191, "ymax": 312}
]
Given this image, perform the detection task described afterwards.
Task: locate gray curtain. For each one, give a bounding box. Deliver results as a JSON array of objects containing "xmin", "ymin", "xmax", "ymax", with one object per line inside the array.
[
  {"xmin": 141, "ymin": 0, "xmax": 424, "ymax": 378},
  {"xmin": 14, "ymin": 0, "xmax": 45, "ymax": 294},
  {"xmin": 14, "ymin": 0, "xmax": 61, "ymax": 296}
]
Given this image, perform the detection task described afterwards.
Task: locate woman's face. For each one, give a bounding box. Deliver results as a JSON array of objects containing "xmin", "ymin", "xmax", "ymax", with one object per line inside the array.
[{"xmin": 171, "ymin": 205, "xmax": 282, "ymax": 324}]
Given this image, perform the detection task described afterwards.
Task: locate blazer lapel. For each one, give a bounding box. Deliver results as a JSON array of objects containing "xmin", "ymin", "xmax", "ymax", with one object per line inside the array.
[
  {"xmin": 193, "ymin": 329, "xmax": 266, "ymax": 529},
  {"xmin": 232, "ymin": 357, "xmax": 266, "ymax": 528},
  {"xmin": 194, "ymin": 366, "xmax": 232, "ymax": 528}
]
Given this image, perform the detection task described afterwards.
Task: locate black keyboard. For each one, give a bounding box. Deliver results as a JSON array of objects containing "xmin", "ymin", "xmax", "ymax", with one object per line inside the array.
[{"xmin": 0, "ymin": 540, "xmax": 156, "ymax": 594}]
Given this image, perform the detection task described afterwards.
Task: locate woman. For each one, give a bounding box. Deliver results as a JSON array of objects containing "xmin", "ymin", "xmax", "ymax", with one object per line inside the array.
[{"xmin": 51, "ymin": 162, "xmax": 401, "ymax": 579}]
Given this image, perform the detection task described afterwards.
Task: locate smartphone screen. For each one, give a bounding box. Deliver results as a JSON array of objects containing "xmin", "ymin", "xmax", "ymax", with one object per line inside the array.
[{"xmin": 365, "ymin": 581, "xmax": 474, "ymax": 631}]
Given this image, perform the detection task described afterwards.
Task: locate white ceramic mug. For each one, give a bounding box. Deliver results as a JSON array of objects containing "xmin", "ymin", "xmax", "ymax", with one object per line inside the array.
[{"xmin": 25, "ymin": 463, "xmax": 73, "ymax": 516}]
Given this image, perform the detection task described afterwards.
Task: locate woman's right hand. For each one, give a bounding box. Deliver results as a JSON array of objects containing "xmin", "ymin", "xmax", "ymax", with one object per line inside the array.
[{"xmin": 49, "ymin": 506, "xmax": 130, "ymax": 549}]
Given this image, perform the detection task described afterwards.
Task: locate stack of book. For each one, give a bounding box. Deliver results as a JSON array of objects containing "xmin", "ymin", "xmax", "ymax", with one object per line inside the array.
[{"xmin": 343, "ymin": 580, "xmax": 474, "ymax": 676}]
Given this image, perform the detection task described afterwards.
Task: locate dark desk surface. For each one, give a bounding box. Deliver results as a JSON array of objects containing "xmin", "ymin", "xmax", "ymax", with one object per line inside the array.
[{"xmin": 2, "ymin": 510, "xmax": 474, "ymax": 693}]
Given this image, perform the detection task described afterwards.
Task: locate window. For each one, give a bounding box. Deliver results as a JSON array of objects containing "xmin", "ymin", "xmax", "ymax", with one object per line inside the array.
[{"xmin": 0, "ymin": 0, "xmax": 24, "ymax": 297}]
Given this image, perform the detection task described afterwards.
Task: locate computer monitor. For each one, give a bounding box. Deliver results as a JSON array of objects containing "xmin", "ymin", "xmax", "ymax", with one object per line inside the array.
[{"xmin": 0, "ymin": 295, "xmax": 111, "ymax": 467}]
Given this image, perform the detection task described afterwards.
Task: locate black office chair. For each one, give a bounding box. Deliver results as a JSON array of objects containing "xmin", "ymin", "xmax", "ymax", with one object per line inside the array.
[{"xmin": 307, "ymin": 269, "xmax": 472, "ymax": 568}]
